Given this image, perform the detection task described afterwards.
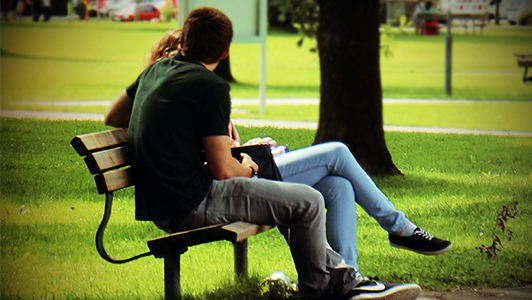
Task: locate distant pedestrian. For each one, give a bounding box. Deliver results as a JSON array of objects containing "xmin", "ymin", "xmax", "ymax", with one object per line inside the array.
[
  {"xmin": 414, "ymin": 0, "xmax": 425, "ymax": 35},
  {"xmin": 13, "ymin": 0, "xmax": 25, "ymax": 20},
  {"xmin": 32, "ymin": 0, "xmax": 50, "ymax": 22},
  {"xmin": 42, "ymin": 0, "xmax": 50, "ymax": 21},
  {"xmin": 1, "ymin": 0, "xmax": 10, "ymax": 20}
]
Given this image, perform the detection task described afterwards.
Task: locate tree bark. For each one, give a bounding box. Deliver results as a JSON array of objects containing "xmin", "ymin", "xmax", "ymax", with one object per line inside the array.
[{"xmin": 314, "ymin": 0, "xmax": 401, "ymax": 176}]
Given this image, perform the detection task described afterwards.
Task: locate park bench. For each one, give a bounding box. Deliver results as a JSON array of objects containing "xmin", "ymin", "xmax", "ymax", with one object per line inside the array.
[
  {"xmin": 515, "ymin": 53, "xmax": 532, "ymax": 83},
  {"xmin": 417, "ymin": 13, "xmax": 488, "ymax": 35},
  {"xmin": 71, "ymin": 128, "xmax": 273, "ymax": 300}
]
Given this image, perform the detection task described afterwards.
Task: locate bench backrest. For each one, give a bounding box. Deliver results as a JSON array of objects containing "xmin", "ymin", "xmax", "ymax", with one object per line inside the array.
[
  {"xmin": 71, "ymin": 128, "xmax": 133, "ymax": 194},
  {"xmin": 71, "ymin": 128, "xmax": 273, "ymax": 268},
  {"xmin": 71, "ymin": 128, "xmax": 154, "ymax": 264}
]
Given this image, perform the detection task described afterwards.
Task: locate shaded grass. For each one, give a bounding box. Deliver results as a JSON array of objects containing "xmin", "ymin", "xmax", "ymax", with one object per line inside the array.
[{"xmin": 1, "ymin": 118, "xmax": 531, "ymax": 299}]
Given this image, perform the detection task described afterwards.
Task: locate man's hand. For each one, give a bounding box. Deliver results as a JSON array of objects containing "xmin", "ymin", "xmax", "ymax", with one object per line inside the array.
[
  {"xmin": 240, "ymin": 153, "xmax": 259, "ymax": 176},
  {"xmin": 203, "ymin": 135, "xmax": 259, "ymax": 179}
]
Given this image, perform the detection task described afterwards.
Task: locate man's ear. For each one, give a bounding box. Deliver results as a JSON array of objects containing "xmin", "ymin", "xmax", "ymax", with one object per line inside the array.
[{"xmin": 220, "ymin": 47, "xmax": 230, "ymax": 60}]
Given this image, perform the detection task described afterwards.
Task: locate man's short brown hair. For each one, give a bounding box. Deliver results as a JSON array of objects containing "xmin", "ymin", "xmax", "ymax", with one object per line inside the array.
[{"xmin": 181, "ymin": 7, "xmax": 233, "ymax": 64}]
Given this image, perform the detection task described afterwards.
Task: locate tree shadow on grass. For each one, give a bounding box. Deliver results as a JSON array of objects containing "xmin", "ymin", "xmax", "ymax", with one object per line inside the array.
[
  {"xmin": 181, "ymin": 275, "xmax": 302, "ymax": 300},
  {"xmin": 0, "ymin": 49, "xmax": 107, "ymax": 63}
]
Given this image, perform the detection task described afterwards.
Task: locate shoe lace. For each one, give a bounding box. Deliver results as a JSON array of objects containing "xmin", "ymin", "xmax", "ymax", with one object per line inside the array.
[{"xmin": 414, "ymin": 228, "xmax": 434, "ymax": 241}]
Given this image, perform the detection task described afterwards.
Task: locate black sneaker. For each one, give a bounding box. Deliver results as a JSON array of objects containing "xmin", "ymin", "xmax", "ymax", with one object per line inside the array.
[
  {"xmin": 343, "ymin": 279, "xmax": 421, "ymax": 300},
  {"xmin": 389, "ymin": 227, "xmax": 453, "ymax": 255}
]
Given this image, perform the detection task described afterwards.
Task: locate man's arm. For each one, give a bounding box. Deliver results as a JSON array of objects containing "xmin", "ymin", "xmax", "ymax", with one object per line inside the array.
[
  {"xmin": 203, "ymin": 135, "xmax": 258, "ymax": 180},
  {"xmin": 104, "ymin": 90, "xmax": 133, "ymax": 127}
]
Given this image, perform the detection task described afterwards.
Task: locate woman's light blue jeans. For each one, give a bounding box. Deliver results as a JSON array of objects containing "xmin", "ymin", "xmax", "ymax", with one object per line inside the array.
[{"xmin": 275, "ymin": 142, "xmax": 412, "ymax": 269}]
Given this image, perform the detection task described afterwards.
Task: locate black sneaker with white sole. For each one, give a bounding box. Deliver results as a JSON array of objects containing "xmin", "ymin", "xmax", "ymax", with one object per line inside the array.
[
  {"xmin": 343, "ymin": 279, "xmax": 421, "ymax": 300},
  {"xmin": 389, "ymin": 227, "xmax": 452, "ymax": 255}
]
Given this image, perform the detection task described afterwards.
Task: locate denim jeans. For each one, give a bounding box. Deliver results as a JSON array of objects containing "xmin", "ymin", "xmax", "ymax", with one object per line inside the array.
[
  {"xmin": 274, "ymin": 142, "xmax": 412, "ymax": 269},
  {"xmin": 168, "ymin": 177, "xmax": 362, "ymax": 300}
]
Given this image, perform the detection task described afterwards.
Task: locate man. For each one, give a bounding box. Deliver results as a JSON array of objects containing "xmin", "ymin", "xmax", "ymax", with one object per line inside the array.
[{"xmin": 105, "ymin": 7, "xmax": 422, "ymax": 300}]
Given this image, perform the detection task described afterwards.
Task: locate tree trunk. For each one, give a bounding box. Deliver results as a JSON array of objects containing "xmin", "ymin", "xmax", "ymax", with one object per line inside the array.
[
  {"xmin": 214, "ymin": 55, "xmax": 237, "ymax": 83},
  {"xmin": 314, "ymin": 0, "xmax": 401, "ymax": 176},
  {"xmin": 495, "ymin": 2, "xmax": 500, "ymax": 25}
]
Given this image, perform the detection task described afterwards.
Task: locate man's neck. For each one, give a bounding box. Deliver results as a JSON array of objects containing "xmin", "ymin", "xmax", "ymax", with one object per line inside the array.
[
  {"xmin": 180, "ymin": 52, "xmax": 219, "ymax": 71},
  {"xmin": 202, "ymin": 62, "xmax": 219, "ymax": 71}
]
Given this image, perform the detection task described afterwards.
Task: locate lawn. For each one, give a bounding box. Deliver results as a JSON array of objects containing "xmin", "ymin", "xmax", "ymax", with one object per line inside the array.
[
  {"xmin": 2, "ymin": 20, "xmax": 532, "ymax": 133},
  {"xmin": 1, "ymin": 118, "xmax": 531, "ymax": 299},
  {"xmin": 1, "ymin": 20, "xmax": 531, "ymax": 103}
]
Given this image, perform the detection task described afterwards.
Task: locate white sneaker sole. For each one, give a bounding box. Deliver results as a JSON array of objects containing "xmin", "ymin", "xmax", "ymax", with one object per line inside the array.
[{"xmin": 349, "ymin": 283, "xmax": 421, "ymax": 300}]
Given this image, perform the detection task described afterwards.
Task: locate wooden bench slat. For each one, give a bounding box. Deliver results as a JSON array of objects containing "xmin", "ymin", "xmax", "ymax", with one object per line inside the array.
[
  {"xmin": 95, "ymin": 167, "xmax": 134, "ymax": 194},
  {"xmin": 515, "ymin": 53, "xmax": 532, "ymax": 59},
  {"xmin": 85, "ymin": 146, "xmax": 130, "ymax": 174},
  {"xmin": 222, "ymin": 222, "xmax": 273, "ymax": 243},
  {"xmin": 71, "ymin": 128, "xmax": 128, "ymax": 156},
  {"xmin": 518, "ymin": 59, "xmax": 532, "ymax": 67},
  {"xmin": 147, "ymin": 224, "xmax": 227, "ymax": 257},
  {"xmin": 147, "ymin": 222, "xmax": 273, "ymax": 257}
]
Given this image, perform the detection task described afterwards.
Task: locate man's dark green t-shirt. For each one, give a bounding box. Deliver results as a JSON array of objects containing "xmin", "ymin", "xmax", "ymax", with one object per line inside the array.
[{"xmin": 126, "ymin": 53, "xmax": 230, "ymax": 222}]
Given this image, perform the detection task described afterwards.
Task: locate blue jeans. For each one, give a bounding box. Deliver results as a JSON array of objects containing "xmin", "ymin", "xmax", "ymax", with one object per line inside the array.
[
  {"xmin": 164, "ymin": 177, "xmax": 362, "ymax": 300},
  {"xmin": 275, "ymin": 142, "xmax": 412, "ymax": 269}
]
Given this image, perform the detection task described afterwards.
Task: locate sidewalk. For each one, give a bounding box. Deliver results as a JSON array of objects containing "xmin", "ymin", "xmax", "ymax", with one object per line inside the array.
[
  {"xmin": 418, "ymin": 285, "xmax": 532, "ymax": 300},
  {"xmin": 2, "ymin": 109, "xmax": 531, "ymax": 137}
]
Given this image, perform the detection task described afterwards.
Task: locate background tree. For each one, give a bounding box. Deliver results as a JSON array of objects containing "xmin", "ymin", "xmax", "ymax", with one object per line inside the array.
[
  {"xmin": 273, "ymin": 0, "xmax": 401, "ymax": 175},
  {"xmin": 489, "ymin": 0, "xmax": 502, "ymax": 25}
]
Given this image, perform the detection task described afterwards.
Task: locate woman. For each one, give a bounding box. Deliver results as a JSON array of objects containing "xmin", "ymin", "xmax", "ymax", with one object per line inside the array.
[{"xmin": 105, "ymin": 29, "xmax": 452, "ymax": 269}]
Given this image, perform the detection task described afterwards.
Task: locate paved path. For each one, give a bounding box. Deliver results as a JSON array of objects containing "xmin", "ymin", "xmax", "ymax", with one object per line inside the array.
[
  {"xmin": 419, "ymin": 285, "xmax": 532, "ymax": 300},
  {"xmin": 2, "ymin": 109, "xmax": 531, "ymax": 137},
  {"xmin": 4, "ymin": 98, "xmax": 531, "ymax": 137}
]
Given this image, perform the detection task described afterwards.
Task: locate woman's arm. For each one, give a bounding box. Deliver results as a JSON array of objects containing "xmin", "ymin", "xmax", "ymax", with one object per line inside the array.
[{"xmin": 104, "ymin": 90, "xmax": 133, "ymax": 128}]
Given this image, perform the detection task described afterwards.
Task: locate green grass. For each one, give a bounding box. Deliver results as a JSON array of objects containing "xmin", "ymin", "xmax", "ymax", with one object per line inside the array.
[
  {"xmin": 1, "ymin": 118, "xmax": 531, "ymax": 299},
  {"xmin": 1, "ymin": 20, "xmax": 532, "ymax": 104}
]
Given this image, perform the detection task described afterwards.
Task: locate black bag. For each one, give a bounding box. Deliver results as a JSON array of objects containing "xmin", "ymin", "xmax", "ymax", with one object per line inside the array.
[{"xmin": 231, "ymin": 144, "xmax": 283, "ymax": 181}]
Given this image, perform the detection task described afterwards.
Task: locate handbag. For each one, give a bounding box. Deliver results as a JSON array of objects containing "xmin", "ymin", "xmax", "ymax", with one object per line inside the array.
[{"xmin": 231, "ymin": 144, "xmax": 283, "ymax": 181}]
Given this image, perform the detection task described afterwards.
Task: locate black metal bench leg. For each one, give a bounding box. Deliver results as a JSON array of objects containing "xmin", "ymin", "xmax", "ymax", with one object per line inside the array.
[
  {"xmin": 164, "ymin": 254, "xmax": 181, "ymax": 300},
  {"xmin": 524, "ymin": 66, "xmax": 532, "ymax": 83},
  {"xmin": 234, "ymin": 240, "xmax": 248, "ymax": 277}
]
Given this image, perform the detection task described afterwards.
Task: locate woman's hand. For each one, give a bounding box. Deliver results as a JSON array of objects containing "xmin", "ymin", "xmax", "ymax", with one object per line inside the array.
[{"xmin": 244, "ymin": 137, "xmax": 277, "ymax": 147}]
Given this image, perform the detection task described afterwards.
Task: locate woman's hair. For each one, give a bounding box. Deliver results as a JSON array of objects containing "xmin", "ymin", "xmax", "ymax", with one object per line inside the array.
[
  {"xmin": 147, "ymin": 29, "xmax": 182, "ymax": 66},
  {"xmin": 181, "ymin": 7, "xmax": 233, "ymax": 64}
]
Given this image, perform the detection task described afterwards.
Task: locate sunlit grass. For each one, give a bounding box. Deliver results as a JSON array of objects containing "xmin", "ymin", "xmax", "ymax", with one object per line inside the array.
[
  {"xmin": 1, "ymin": 21, "xmax": 532, "ymax": 104},
  {"xmin": 1, "ymin": 118, "xmax": 531, "ymax": 299}
]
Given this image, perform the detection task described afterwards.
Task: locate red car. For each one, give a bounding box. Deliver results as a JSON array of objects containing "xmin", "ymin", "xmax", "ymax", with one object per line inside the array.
[{"xmin": 112, "ymin": 3, "xmax": 160, "ymax": 22}]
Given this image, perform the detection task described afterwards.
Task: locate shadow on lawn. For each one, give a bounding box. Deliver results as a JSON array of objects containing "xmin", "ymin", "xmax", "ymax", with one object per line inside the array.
[{"xmin": 0, "ymin": 49, "xmax": 107, "ymax": 63}]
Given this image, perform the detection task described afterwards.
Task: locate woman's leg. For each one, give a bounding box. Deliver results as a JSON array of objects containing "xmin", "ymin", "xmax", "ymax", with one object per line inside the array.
[
  {"xmin": 314, "ymin": 175, "xmax": 359, "ymax": 269},
  {"xmin": 275, "ymin": 142, "xmax": 411, "ymax": 234}
]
